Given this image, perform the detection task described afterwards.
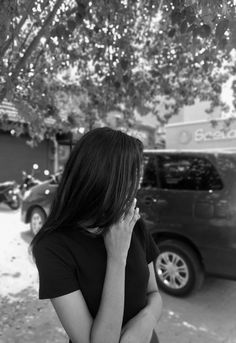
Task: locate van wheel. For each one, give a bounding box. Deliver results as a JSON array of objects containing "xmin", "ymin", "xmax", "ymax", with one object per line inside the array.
[
  {"xmin": 29, "ymin": 207, "xmax": 47, "ymax": 236},
  {"xmin": 155, "ymin": 239, "xmax": 204, "ymax": 296}
]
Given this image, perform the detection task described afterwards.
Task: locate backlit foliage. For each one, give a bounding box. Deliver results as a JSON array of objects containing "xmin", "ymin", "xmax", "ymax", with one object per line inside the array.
[{"xmin": 0, "ymin": 0, "xmax": 236, "ymax": 142}]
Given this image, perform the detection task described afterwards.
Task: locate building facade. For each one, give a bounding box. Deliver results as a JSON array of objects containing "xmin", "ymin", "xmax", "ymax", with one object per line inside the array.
[
  {"xmin": 165, "ymin": 99, "xmax": 236, "ymax": 150},
  {"xmin": 0, "ymin": 100, "xmax": 55, "ymax": 183},
  {"xmin": 0, "ymin": 130, "xmax": 54, "ymax": 183}
]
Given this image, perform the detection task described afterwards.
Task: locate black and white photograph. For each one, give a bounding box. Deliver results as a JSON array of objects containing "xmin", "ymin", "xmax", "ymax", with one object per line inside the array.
[{"xmin": 0, "ymin": 1, "xmax": 236, "ymax": 342}]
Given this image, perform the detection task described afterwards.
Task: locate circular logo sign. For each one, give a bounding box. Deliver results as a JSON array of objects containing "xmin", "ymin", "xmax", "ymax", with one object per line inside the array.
[{"xmin": 178, "ymin": 130, "xmax": 192, "ymax": 145}]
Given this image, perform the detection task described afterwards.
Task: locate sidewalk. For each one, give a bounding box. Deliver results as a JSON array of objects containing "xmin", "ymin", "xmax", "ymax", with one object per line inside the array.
[
  {"xmin": 0, "ymin": 287, "xmax": 67, "ymax": 343},
  {"xmin": 1, "ymin": 208, "xmax": 236, "ymax": 343}
]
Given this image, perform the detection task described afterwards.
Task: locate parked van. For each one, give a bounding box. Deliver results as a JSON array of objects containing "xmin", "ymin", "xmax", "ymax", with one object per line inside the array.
[
  {"xmin": 21, "ymin": 148, "xmax": 236, "ymax": 297},
  {"xmin": 138, "ymin": 149, "xmax": 236, "ymax": 296}
]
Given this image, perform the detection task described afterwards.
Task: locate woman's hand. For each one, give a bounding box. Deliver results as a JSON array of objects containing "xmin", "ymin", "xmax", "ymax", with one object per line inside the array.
[{"xmin": 104, "ymin": 198, "xmax": 140, "ymax": 264}]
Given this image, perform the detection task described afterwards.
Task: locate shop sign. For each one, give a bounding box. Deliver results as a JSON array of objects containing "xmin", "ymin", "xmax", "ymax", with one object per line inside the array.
[
  {"xmin": 167, "ymin": 120, "xmax": 236, "ymax": 149},
  {"xmin": 194, "ymin": 128, "xmax": 236, "ymax": 142}
]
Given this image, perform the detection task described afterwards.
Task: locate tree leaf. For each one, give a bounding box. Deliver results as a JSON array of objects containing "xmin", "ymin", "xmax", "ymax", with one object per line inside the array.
[
  {"xmin": 215, "ymin": 19, "xmax": 229, "ymax": 40},
  {"xmin": 229, "ymin": 21, "xmax": 236, "ymax": 50},
  {"xmin": 198, "ymin": 24, "xmax": 211, "ymax": 38},
  {"xmin": 168, "ymin": 28, "xmax": 176, "ymax": 38},
  {"xmin": 76, "ymin": 2, "xmax": 87, "ymax": 18},
  {"xmin": 218, "ymin": 37, "xmax": 228, "ymax": 50},
  {"xmin": 51, "ymin": 24, "xmax": 67, "ymax": 38},
  {"xmin": 188, "ymin": 23, "xmax": 197, "ymax": 33},
  {"xmin": 120, "ymin": 58, "xmax": 129, "ymax": 70},
  {"xmin": 185, "ymin": 5, "xmax": 196, "ymax": 24},
  {"xmin": 171, "ymin": 10, "xmax": 182, "ymax": 25},
  {"xmin": 95, "ymin": 63, "xmax": 101, "ymax": 73},
  {"xmin": 180, "ymin": 20, "xmax": 188, "ymax": 34},
  {"xmin": 114, "ymin": 81, "xmax": 121, "ymax": 89},
  {"xmin": 118, "ymin": 37, "xmax": 127, "ymax": 49},
  {"xmin": 67, "ymin": 18, "xmax": 77, "ymax": 32},
  {"xmin": 123, "ymin": 74, "xmax": 130, "ymax": 83}
]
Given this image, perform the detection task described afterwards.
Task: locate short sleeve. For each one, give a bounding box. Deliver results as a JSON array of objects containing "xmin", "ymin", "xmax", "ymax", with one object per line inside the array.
[
  {"xmin": 138, "ymin": 219, "xmax": 160, "ymax": 264},
  {"xmin": 33, "ymin": 235, "xmax": 80, "ymax": 299}
]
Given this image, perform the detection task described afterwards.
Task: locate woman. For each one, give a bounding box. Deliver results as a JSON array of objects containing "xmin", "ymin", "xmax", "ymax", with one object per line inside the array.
[{"xmin": 31, "ymin": 127, "xmax": 162, "ymax": 343}]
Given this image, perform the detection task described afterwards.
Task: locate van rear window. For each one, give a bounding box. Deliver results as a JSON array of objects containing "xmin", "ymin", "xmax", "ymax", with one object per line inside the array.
[
  {"xmin": 158, "ymin": 155, "xmax": 223, "ymax": 191},
  {"xmin": 141, "ymin": 156, "xmax": 158, "ymax": 188}
]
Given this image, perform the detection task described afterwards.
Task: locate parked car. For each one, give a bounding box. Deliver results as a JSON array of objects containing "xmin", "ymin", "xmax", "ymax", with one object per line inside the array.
[
  {"xmin": 19, "ymin": 163, "xmax": 51, "ymax": 198},
  {"xmin": 21, "ymin": 173, "xmax": 60, "ymax": 236},
  {"xmin": 21, "ymin": 149, "xmax": 236, "ymax": 297}
]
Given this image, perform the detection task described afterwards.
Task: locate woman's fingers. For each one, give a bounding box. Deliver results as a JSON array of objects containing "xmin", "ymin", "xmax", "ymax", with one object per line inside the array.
[
  {"xmin": 123, "ymin": 198, "xmax": 136, "ymax": 223},
  {"xmin": 104, "ymin": 199, "xmax": 140, "ymax": 262},
  {"xmin": 124, "ymin": 198, "xmax": 140, "ymax": 228},
  {"xmin": 130, "ymin": 207, "xmax": 140, "ymax": 227}
]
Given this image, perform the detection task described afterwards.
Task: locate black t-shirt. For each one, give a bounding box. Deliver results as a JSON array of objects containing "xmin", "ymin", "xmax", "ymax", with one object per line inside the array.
[{"xmin": 34, "ymin": 218, "xmax": 159, "ymax": 343}]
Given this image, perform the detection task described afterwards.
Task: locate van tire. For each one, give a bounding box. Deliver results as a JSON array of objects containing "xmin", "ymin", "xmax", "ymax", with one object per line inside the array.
[{"xmin": 155, "ymin": 239, "xmax": 204, "ymax": 296}]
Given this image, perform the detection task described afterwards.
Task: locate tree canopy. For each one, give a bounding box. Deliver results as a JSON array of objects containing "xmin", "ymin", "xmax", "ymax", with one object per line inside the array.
[{"xmin": 1, "ymin": 0, "xmax": 236, "ymax": 142}]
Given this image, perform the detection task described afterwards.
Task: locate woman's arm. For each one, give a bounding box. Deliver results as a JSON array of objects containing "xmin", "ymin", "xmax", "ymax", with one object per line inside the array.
[
  {"xmin": 51, "ymin": 200, "xmax": 140, "ymax": 343},
  {"xmin": 120, "ymin": 262, "xmax": 163, "ymax": 343},
  {"xmin": 51, "ymin": 258, "xmax": 126, "ymax": 343}
]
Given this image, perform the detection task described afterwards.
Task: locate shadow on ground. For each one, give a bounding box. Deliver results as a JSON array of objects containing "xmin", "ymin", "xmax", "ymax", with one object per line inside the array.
[
  {"xmin": 1, "ymin": 280, "xmax": 236, "ymax": 343},
  {"xmin": 0, "ymin": 204, "xmax": 16, "ymax": 213},
  {"xmin": 158, "ymin": 277, "xmax": 236, "ymax": 343},
  {"xmin": 0, "ymin": 287, "xmax": 68, "ymax": 343}
]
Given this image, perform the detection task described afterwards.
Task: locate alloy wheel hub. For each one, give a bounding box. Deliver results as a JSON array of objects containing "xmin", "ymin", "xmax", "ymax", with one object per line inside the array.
[{"xmin": 156, "ymin": 251, "xmax": 189, "ymax": 289}]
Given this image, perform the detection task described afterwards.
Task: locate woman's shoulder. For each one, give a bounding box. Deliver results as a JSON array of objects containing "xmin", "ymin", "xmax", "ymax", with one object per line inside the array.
[
  {"xmin": 34, "ymin": 229, "xmax": 63, "ymax": 248},
  {"xmin": 33, "ymin": 225, "xmax": 90, "ymax": 256},
  {"xmin": 32, "ymin": 229, "xmax": 81, "ymax": 272},
  {"xmin": 33, "ymin": 228, "xmax": 76, "ymax": 260}
]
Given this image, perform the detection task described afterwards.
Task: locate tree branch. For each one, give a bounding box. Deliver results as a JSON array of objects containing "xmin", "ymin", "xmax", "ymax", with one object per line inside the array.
[
  {"xmin": 0, "ymin": 0, "xmax": 37, "ymax": 59},
  {"xmin": 0, "ymin": 0, "xmax": 65, "ymax": 103}
]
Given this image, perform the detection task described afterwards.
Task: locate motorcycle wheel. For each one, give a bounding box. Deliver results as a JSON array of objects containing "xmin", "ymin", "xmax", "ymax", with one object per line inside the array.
[{"xmin": 8, "ymin": 194, "xmax": 21, "ymax": 210}]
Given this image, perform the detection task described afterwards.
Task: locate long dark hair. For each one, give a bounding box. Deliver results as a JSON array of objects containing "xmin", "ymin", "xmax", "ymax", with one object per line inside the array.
[{"xmin": 31, "ymin": 127, "xmax": 143, "ymax": 253}]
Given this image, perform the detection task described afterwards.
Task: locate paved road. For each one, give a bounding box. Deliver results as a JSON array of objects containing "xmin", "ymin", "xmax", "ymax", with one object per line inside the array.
[{"xmin": 0, "ymin": 205, "xmax": 236, "ymax": 343}]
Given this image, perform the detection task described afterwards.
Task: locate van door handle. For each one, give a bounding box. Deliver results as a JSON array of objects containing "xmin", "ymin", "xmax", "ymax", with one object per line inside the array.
[
  {"xmin": 156, "ymin": 199, "xmax": 167, "ymax": 207},
  {"xmin": 143, "ymin": 196, "xmax": 156, "ymax": 206}
]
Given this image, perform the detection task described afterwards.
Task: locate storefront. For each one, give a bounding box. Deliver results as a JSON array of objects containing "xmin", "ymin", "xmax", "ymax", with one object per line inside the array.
[
  {"xmin": 0, "ymin": 100, "xmax": 55, "ymax": 182},
  {"xmin": 165, "ymin": 118, "xmax": 236, "ymax": 150},
  {"xmin": 0, "ymin": 130, "xmax": 54, "ymax": 183}
]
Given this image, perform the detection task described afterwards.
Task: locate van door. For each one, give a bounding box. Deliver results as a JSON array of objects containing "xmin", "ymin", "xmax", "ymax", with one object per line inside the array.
[
  {"xmin": 137, "ymin": 154, "xmax": 161, "ymax": 233},
  {"xmin": 138, "ymin": 151, "xmax": 236, "ymax": 280},
  {"xmin": 203, "ymin": 153, "xmax": 236, "ymax": 279},
  {"xmin": 138, "ymin": 153, "xmax": 197, "ymax": 234},
  {"xmin": 154, "ymin": 153, "xmax": 198, "ymax": 234}
]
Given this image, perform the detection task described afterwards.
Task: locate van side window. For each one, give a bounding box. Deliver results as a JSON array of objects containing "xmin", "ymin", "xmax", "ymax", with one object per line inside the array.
[
  {"xmin": 141, "ymin": 155, "xmax": 158, "ymax": 188},
  {"xmin": 158, "ymin": 155, "xmax": 223, "ymax": 191}
]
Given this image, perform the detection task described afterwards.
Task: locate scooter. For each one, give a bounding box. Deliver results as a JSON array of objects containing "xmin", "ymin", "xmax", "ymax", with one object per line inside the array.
[
  {"xmin": 19, "ymin": 164, "xmax": 50, "ymax": 197},
  {"xmin": 0, "ymin": 180, "xmax": 20, "ymax": 210}
]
